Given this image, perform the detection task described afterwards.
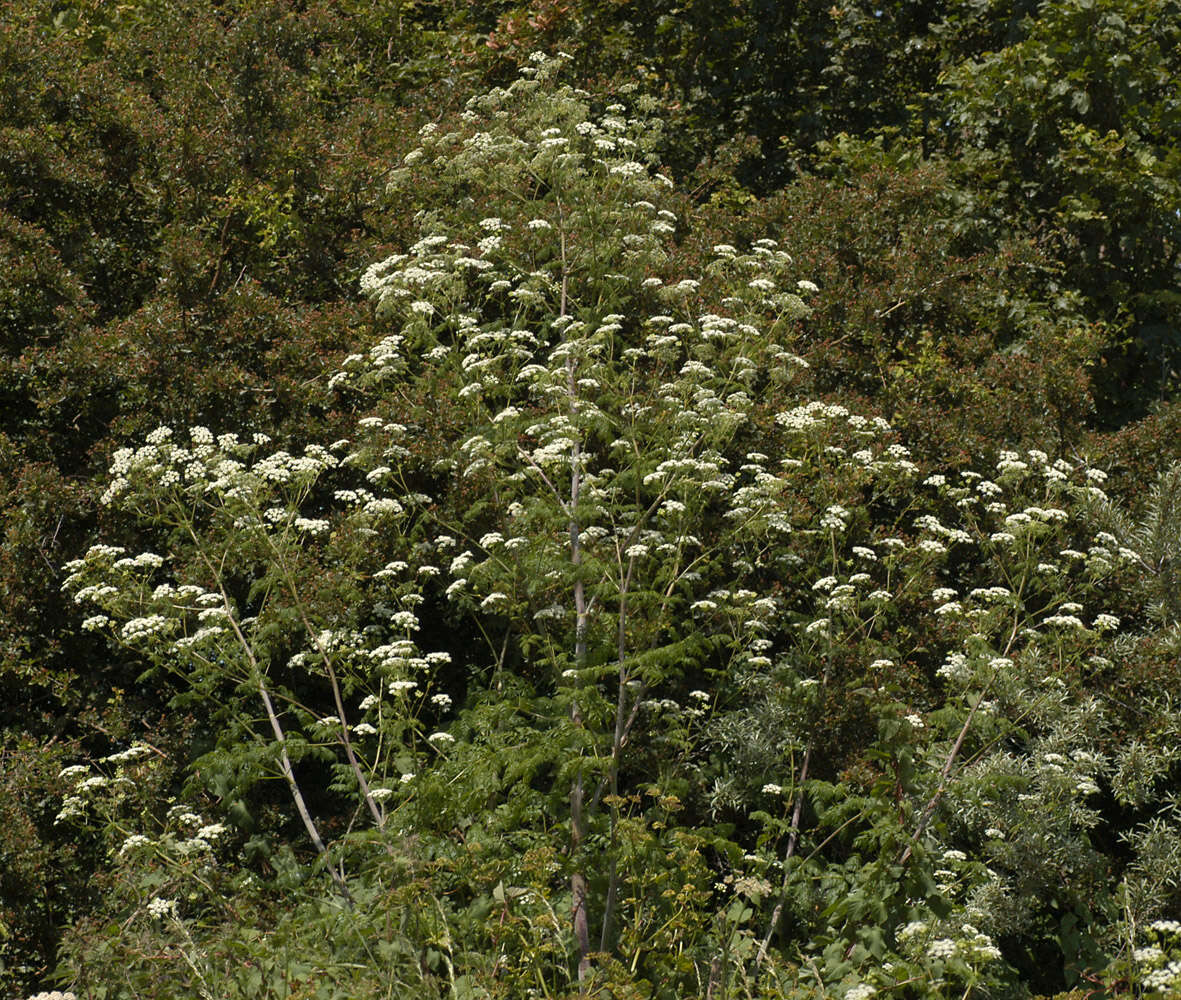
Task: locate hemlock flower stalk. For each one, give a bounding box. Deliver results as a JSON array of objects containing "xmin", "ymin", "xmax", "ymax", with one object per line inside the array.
[
  {"xmin": 556, "ymin": 210, "xmax": 593, "ymax": 982},
  {"xmin": 271, "ymin": 538, "xmax": 397, "ymax": 856},
  {"xmin": 192, "ymin": 536, "xmax": 354, "ymax": 905}
]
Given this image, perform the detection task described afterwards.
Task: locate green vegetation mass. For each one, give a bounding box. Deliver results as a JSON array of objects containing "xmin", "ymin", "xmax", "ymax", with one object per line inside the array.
[{"xmin": 2, "ymin": 3, "xmax": 1180, "ymax": 998}]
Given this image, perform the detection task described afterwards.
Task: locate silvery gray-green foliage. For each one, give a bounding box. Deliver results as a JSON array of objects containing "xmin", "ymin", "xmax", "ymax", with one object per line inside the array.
[
  {"xmin": 1098, "ymin": 462, "xmax": 1181, "ymax": 630},
  {"xmin": 56, "ymin": 55, "xmax": 1181, "ymax": 999}
]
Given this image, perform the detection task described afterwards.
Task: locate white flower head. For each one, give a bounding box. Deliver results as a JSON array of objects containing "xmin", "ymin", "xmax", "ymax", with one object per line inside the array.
[{"xmin": 147, "ymin": 897, "xmax": 178, "ymax": 920}]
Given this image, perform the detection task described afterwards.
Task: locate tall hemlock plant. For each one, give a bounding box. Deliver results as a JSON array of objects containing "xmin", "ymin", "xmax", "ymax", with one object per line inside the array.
[{"xmin": 59, "ymin": 55, "xmax": 1181, "ymax": 999}]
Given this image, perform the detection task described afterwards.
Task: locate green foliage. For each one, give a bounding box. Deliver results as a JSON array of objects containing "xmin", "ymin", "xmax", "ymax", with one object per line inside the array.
[
  {"xmin": 737, "ymin": 156, "xmax": 1103, "ymax": 462},
  {"xmin": 41, "ymin": 58, "xmax": 1181, "ymax": 1000},
  {"xmin": 3, "ymin": 1, "xmax": 1181, "ymax": 996},
  {"xmin": 0, "ymin": 3, "xmax": 481, "ymax": 991},
  {"xmin": 474, "ymin": 0, "xmax": 1181, "ymax": 426},
  {"xmin": 941, "ymin": 0, "xmax": 1181, "ymax": 422},
  {"xmin": 0, "ymin": 735, "xmax": 101, "ymax": 990}
]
